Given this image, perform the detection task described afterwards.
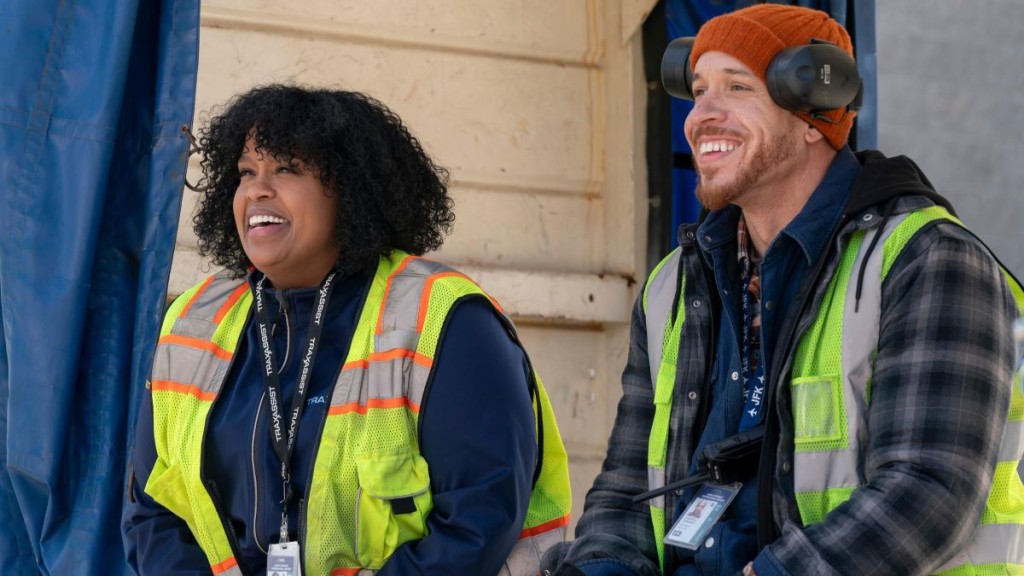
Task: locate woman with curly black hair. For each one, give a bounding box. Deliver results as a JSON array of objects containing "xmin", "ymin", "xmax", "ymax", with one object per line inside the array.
[{"xmin": 124, "ymin": 84, "xmax": 571, "ymax": 576}]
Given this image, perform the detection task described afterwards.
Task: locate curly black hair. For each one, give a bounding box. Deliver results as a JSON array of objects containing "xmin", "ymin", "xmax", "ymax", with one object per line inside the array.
[{"xmin": 193, "ymin": 84, "xmax": 454, "ymax": 275}]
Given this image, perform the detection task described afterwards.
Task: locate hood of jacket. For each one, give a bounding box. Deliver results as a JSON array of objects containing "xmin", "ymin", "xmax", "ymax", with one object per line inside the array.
[{"xmin": 843, "ymin": 150, "xmax": 956, "ymax": 218}]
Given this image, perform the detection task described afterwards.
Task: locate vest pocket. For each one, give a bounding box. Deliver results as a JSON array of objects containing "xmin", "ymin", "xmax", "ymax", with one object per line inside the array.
[
  {"xmin": 354, "ymin": 449, "xmax": 433, "ymax": 568},
  {"xmin": 791, "ymin": 375, "xmax": 844, "ymax": 448}
]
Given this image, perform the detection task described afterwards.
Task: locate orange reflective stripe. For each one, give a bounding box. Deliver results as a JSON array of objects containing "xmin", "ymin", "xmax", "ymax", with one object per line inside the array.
[
  {"xmin": 375, "ymin": 254, "xmax": 417, "ymax": 335},
  {"xmin": 417, "ymin": 271, "xmax": 470, "ymax": 331},
  {"xmin": 340, "ymin": 351, "xmax": 431, "ymax": 372},
  {"xmin": 330, "ymin": 569, "xmax": 362, "ymax": 576},
  {"xmin": 328, "ymin": 396, "xmax": 420, "ymax": 416},
  {"xmin": 213, "ymin": 283, "xmax": 250, "ymax": 324},
  {"xmin": 158, "ymin": 334, "xmax": 233, "ymax": 362},
  {"xmin": 488, "ymin": 295, "xmax": 504, "ymax": 314},
  {"xmin": 520, "ymin": 514, "xmax": 570, "ymax": 539},
  {"xmin": 367, "ymin": 348, "xmax": 432, "ymax": 368},
  {"xmin": 151, "ymin": 380, "xmax": 218, "ymax": 402},
  {"xmin": 210, "ymin": 556, "xmax": 238, "ymax": 574},
  {"xmin": 342, "ymin": 359, "xmax": 369, "ymax": 371},
  {"xmin": 179, "ymin": 276, "xmax": 214, "ymax": 319}
]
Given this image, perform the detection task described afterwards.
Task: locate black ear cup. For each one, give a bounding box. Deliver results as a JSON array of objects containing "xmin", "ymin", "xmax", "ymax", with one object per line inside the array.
[
  {"xmin": 766, "ymin": 40, "xmax": 861, "ymax": 113},
  {"xmin": 660, "ymin": 37, "xmax": 861, "ymax": 115},
  {"xmin": 661, "ymin": 37, "xmax": 696, "ymax": 100}
]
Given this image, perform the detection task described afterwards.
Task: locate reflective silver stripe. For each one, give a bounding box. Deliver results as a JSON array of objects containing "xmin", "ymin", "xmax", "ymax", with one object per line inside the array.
[
  {"xmin": 933, "ymin": 523, "xmax": 1024, "ymax": 570},
  {"xmin": 175, "ymin": 272, "xmax": 246, "ymax": 324},
  {"xmin": 171, "ymin": 317, "xmax": 219, "ymax": 340},
  {"xmin": 369, "ymin": 359, "xmax": 431, "ymax": 406},
  {"xmin": 215, "ymin": 565, "xmax": 243, "ymax": 576},
  {"xmin": 328, "ymin": 257, "xmax": 473, "ymax": 412},
  {"xmin": 377, "ymin": 257, "xmax": 448, "ymax": 336},
  {"xmin": 645, "ymin": 250, "xmax": 681, "ymax": 395},
  {"xmin": 154, "ymin": 275, "xmax": 248, "ymax": 395},
  {"xmin": 499, "ymin": 526, "xmax": 568, "ymax": 576},
  {"xmin": 170, "ymin": 274, "xmax": 246, "ymax": 339},
  {"xmin": 373, "ymin": 256, "xmax": 461, "ymax": 406},
  {"xmin": 331, "ymin": 365, "xmax": 366, "ymax": 406},
  {"xmin": 794, "ymin": 215, "xmax": 908, "ymax": 493},
  {"xmin": 1001, "ymin": 419, "xmax": 1024, "ymax": 463},
  {"xmin": 647, "ymin": 466, "xmax": 666, "ymax": 510},
  {"xmin": 379, "ymin": 273, "xmax": 428, "ymax": 334},
  {"xmin": 330, "ymin": 361, "xmax": 431, "ymax": 408},
  {"xmin": 151, "ymin": 342, "xmax": 232, "ymax": 395},
  {"xmin": 374, "ymin": 329, "xmax": 420, "ymax": 354},
  {"xmin": 405, "ymin": 256, "xmax": 449, "ymax": 277},
  {"xmin": 792, "ymin": 450, "xmax": 861, "ymax": 493}
]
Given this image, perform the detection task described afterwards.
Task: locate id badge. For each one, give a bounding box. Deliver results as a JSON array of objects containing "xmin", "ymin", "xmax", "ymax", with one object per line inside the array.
[
  {"xmin": 663, "ymin": 482, "xmax": 742, "ymax": 550},
  {"xmin": 268, "ymin": 541, "xmax": 302, "ymax": 576}
]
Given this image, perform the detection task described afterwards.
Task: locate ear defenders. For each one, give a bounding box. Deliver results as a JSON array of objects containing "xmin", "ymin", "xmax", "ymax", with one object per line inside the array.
[{"xmin": 661, "ymin": 37, "xmax": 862, "ymax": 114}]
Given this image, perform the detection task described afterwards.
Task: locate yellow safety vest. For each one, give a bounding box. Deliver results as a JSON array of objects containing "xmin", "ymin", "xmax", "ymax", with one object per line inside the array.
[
  {"xmin": 144, "ymin": 250, "xmax": 572, "ymax": 576},
  {"xmin": 643, "ymin": 206, "xmax": 1024, "ymax": 573}
]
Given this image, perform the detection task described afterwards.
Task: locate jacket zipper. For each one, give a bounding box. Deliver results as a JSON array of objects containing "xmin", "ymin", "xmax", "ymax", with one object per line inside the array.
[
  {"xmin": 298, "ymin": 498, "xmax": 308, "ymax": 547},
  {"xmin": 251, "ymin": 391, "xmax": 268, "ymax": 554}
]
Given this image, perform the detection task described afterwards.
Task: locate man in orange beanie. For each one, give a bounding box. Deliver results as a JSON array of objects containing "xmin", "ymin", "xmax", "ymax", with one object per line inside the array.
[{"xmin": 541, "ymin": 4, "xmax": 1023, "ymax": 576}]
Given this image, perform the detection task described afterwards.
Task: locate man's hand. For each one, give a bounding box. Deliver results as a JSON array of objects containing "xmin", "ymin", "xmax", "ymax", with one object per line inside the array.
[{"xmin": 742, "ymin": 561, "xmax": 757, "ymax": 576}]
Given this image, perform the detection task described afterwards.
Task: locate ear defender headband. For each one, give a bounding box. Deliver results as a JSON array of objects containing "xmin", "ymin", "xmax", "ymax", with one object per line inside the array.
[{"xmin": 661, "ymin": 37, "xmax": 863, "ymax": 115}]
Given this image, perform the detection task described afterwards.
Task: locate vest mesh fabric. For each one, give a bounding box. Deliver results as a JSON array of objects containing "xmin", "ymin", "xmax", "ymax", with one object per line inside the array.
[{"xmin": 523, "ymin": 375, "xmax": 572, "ymax": 531}]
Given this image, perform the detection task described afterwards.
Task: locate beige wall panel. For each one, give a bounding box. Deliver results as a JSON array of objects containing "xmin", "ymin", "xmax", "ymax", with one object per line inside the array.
[
  {"xmin": 516, "ymin": 321, "xmax": 628, "ymax": 532},
  {"xmin": 175, "ymin": 184, "xmax": 199, "ymax": 251},
  {"xmin": 437, "ymin": 187, "xmax": 602, "ymax": 272},
  {"xmin": 460, "ymin": 267, "xmax": 632, "ymax": 327},
  {"xmin": 516, "ymin": 325, "xmax": 622, "ymax": 452},
  {"xmin": 202, "ymin": 0, "xmax": 591, "ymax": 61},
  {"xmin": 602, "ymin": 23, "xmax": 649, "ymax": 278}
]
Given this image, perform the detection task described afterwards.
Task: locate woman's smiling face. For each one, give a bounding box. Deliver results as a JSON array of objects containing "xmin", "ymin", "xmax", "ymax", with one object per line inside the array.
[{"xmin": 233, "ymin": 136, "xmax": 340, "ymax": 289}]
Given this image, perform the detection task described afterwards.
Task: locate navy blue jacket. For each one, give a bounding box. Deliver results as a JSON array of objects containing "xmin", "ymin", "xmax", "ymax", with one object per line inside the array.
[{"xmin": 123, "ymin": 269, "xmax": 537, "ymax": 575}]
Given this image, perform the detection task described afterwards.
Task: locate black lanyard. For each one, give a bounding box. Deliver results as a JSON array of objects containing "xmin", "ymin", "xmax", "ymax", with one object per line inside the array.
[{"xmin": 253, "ymin": 271, "xmax": 337, "ymax": 542}]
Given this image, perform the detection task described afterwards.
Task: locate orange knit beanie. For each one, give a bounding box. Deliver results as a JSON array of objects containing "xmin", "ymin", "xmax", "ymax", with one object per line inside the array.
[{"xmin": 691, "ymin": 4, "xmax": 856, "ymax": 150}]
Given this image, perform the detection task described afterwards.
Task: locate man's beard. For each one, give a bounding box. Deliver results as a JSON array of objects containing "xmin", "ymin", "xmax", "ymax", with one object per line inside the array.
[{"xmin": 694, "ymin": 130, "xmax": 798, "ymax": 211}]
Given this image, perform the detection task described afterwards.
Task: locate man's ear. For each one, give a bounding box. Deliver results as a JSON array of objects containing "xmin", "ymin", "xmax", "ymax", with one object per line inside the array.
[{"xmin": 804, "ymin": 123, "xmax": 826, "ymax": 144}]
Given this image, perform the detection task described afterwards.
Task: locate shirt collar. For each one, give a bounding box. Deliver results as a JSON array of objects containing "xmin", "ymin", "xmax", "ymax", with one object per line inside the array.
[{"xmin": 781, "ymin": 146, "xmax": 860, "ymax": 265}]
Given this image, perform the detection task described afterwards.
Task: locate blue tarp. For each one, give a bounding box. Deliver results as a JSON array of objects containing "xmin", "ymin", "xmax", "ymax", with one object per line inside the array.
[
  {"xmin": 663, "ymin": 0, "xmax": 876, "ymax": 248},
  {"xmin": 0, "ymin": 1, "xmax": 199, "ymax": 573}
]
